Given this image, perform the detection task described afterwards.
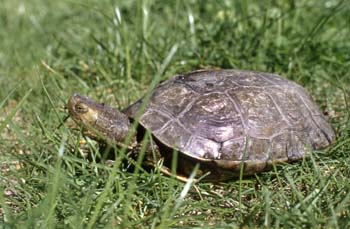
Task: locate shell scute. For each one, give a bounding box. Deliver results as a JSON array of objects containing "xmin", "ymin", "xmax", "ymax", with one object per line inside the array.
[{"xmin": 124, "ymin": 69, "xmax": 334, "ymax": 176}]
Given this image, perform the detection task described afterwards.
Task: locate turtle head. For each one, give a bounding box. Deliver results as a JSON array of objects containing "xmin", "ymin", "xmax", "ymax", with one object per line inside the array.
[{"xmin": 67, "ymin": 93, "xmax": 131, "ymax": 143}]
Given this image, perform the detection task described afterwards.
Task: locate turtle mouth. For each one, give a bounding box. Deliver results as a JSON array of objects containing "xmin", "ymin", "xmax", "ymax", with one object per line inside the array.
[
  {"xmin": 64, "ymin": 115, "xmax": 80, "ymax": 130},
  {"xmin": 65, "ymin": 116, "xmax": 101, "ymax": 142}
]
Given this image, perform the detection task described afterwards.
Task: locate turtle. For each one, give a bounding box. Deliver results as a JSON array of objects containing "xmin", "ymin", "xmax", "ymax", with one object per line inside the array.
[{"xmin": 67, "ymin": 69, "xmax": 334, "ymax": 182}]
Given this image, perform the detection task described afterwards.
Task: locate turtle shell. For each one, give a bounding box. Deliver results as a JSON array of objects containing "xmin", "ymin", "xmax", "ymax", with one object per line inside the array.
[{"xmin": 123, "ymin": 69, "xmax": 334, "ymax": 178}]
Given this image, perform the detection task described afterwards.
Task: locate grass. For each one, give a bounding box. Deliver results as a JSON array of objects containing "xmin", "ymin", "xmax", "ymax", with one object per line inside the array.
[{"xmin": 0, "ymin": 0, "xmax": 349, "ymax": 227}]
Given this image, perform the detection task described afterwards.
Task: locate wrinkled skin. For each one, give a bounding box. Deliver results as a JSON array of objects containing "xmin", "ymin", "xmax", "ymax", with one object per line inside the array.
[{"xmin": 68, "ymin": 69, "xmax": 335, "ymax": 182}]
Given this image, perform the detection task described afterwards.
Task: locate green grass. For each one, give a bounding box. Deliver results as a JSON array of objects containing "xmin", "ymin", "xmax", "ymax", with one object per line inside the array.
[{"xmin": 1, "ymin": 0, "xmax": 350, "ymax": 227}]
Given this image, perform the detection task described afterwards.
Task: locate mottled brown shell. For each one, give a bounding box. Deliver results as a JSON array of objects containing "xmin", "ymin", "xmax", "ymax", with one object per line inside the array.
[{"xmin": 123, "ymin": 69, "xmax": 334, "ymax": 178}]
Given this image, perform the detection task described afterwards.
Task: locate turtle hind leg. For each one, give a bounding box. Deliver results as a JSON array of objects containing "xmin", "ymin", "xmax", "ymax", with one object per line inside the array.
[{"xmin": 158, "ymin": 165, "xmax": 196, "ymax": 183}]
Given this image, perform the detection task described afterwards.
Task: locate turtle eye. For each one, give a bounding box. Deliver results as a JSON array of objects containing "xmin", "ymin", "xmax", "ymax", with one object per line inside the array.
[{"xmin": 75, "ymin": 103, "xmax": 88, "ymax": 114}]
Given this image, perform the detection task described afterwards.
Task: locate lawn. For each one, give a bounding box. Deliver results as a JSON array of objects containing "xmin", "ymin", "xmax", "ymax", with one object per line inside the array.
[{"xmin": 0, "ymin": 0, "xmax": 349, "ymax": 227}]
